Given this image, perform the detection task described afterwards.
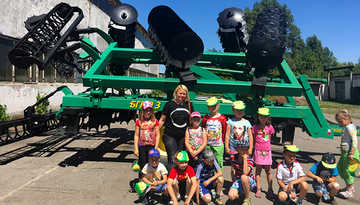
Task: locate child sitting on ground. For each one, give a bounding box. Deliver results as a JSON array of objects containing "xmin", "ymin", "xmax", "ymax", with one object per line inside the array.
[
  {"xmin": 185, "ymin": 112, "xmax": 207, "ymax": 168},
  {"xmin": 306, "ymin": 152, "xmax": 340, "ymax": 204},
  {"xmin": 167, "ymin": 151, "xmax": 197, "ymax": 205},
  {"xmin": 196, "ymin": 149, "xmax": 224, "ymax": 205},
  {"xmin": 140, "ymin": 148, "xmax": 168, "ymax": 204},
  {"xmin": 276, "ymin": 145, "xmax": 308, "ymax": 205},
  {"xmin": 228, "ymin": 146, "xmax": 256, "ymax": 205}
]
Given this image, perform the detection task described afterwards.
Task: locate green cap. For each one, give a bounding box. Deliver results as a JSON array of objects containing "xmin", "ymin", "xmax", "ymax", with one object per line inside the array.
[
  {"xmin": 135, "ymin": 181, "xmax": 150, "ymax": 197},
  {"xmin": 232, "ymin": 101, "xmax": 246, "ymax": 110},
  {"xmin": 206, "ymin": 97, "xmax": 219, "ymax": 106},
  {"xmin": 284, "ymin": 145, "xmax": 300, "ymax": 153},
  {"xmin": 258, "ymin": 107, "xmax": 270, "ymax": 116},
  {"xmin": 176, "ymin": 150, "xmax": 189, "ymax": 162}
]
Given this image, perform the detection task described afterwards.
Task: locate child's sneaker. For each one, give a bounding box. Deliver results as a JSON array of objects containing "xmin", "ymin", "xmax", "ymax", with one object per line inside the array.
[
  {"xmin": 339, "ymin": 190, "xmax": 353, "ymax": 199},
  {"xmin": 214, "ymin": 194, "xmax": 223, "ymax": 205},
  {"xmin": 329, "ymin": 197, "xmax": 337, "ymax": 205},
  {"xmin": 242, "ymin": 198, "xmax": 251, "ymax": 205},
  {"xmin": 295, "ymin": 198, "xmax": 303, "ymax": 205}
]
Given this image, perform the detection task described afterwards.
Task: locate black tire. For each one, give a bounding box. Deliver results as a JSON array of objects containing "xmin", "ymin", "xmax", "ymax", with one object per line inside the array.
[
  {"xmin": 217, "ymin": 7, "xmax": 249, "ymax": 53},
  {"xmin": 247, "ymin": 7, "xmax": 287, "ymax": 77}
]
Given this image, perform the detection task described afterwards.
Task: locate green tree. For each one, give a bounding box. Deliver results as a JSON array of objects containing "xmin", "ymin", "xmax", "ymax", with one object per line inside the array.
[
  {"xmin": 0, "ymin": 105, "xmax": 10, "ymax": 121},
  {"xmin": 35, "ymin": 93, "xmax": 50, "ymax": 114},
  {"xmin": 244, "ymin": 0, "xmax": 339, "ymax": 78}
]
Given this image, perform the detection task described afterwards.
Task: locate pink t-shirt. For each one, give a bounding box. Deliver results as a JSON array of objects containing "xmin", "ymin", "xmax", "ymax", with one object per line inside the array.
[
  {"xmin": 136, "ymin": 119, "xmax": 159, "ymax": 146},
  {"xmin": 253, "ymin": 124, "xmax": 275, "ymax": 151}
]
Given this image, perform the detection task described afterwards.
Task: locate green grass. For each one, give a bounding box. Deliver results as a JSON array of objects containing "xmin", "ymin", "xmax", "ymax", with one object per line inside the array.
[{"xmin": 319, "ymin": 101, "xmax": 360, "ymax": 119}]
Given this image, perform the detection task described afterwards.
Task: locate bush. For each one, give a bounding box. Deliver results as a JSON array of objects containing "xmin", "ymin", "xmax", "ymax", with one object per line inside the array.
[
  {"xmin": 151, "ymin": 90, "xmax": 166, "ymax": 97},
  {"xmin": 0, "ymin": 104, "xmax": 10, "ymax": 122},
  {"xmin": 35, "ymin": 93, "xmax": 50, "ymax": 114}
]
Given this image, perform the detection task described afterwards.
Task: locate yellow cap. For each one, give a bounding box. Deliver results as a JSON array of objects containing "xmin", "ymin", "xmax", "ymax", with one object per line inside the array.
[
  {"xmin": 284, "ymin": 145, "xmax": 300, "ymax": 153},
  {"xmin": 232, "ymin": 101, "xmax": 246, "ymax": 110},
  {"xmin": 219, "ymin": 98, "xmax": 233, "ymax": 104},
  {"xmin": 206, "ymin": 97, "xmax": 219, "ymax": 106},
  {"xmin": 258, "ymin": 107, "xmax": 270, "ymax": 116}
]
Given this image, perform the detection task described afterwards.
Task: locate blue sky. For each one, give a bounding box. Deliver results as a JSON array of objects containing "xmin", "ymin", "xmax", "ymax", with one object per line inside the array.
[{"xmin": 124, "ymin": 0, "xmax": 360, "ymax": 64}]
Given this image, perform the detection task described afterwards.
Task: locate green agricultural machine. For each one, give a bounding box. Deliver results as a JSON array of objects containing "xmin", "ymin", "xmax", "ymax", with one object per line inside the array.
[{"xmin": 3, "ymin": 3, "xmax": 358, "ymax": 146}]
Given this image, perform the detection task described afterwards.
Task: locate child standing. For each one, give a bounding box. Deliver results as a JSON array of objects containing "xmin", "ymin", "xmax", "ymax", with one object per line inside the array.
[
  {"xmin": 306, "ymin": 152, "xmax": 340, "ymax": 204},
  {"xmin": 202, "ymin": 97, "xmax": 227, "ymax": 170},
  {"xmin": 252, "ymin": 107, "xmax": 275, "ymax": 199},
  {"xmin": 185, "ymin": 112, "xmax": 208, "ymax": 168},
  {"xmin": 228, "ymin": 146, "xmax": 256, "ymax": 205},
  {"xmin": 224, "ymin": 101, "xmax": 253, "ymax": 181},
  {"xmin": 134, "ymin": 101, "xmax": 160, "ymax": 170},
  {"xmin": 335, "ymin": 109, "xmax": 359, "ymax": 198},
  {"xmin": 276, "ymin": 145, "xmax": 308, "ymax": 205}
]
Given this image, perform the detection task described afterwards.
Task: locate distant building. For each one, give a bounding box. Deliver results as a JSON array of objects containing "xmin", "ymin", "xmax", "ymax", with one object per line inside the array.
[
  {"xmin": 328, "ymin": 74, "xmax": 360, "ymax": 102},
  {"xmin": 0, "ymin": 0, "xmax": 159, "ymax": 83},
  {"xmin": 0, "ymin": 0, "xmax": 159, "ymax": 116}
]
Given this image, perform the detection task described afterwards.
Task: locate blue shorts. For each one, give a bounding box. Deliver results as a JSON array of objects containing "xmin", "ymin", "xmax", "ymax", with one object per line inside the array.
[
  {"xmin": 312, "ymin": 182, "xmax": 329, "ymax": 195},
  {"xmin": 154, "ymin": 184, "xmax": 167, "ymax": 193},
  {"xmin": 199, "ymin": 181, "xmax": 215, "ymax": 197},
  {"xmin": 278, "ymin": 184, "xmax": 298, "ymax": 195},
  {"xmin": 231, "ymin": 176, "xmax": 256, "ymax": 193}
]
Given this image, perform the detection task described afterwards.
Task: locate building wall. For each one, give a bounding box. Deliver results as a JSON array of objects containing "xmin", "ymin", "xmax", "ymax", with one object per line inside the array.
[
  {"xmin": 328, "ymin": 75, "xmax": 360, "ymax": 102},
  {"xmin": 0, "ymin": 0, "xmax": 159, "ymax": 80},
  {"xmin": 0, "ymin": 83, "xmax": 87, "ymax": 116},
  {"xmin": 0, "ymin": 0, "xmax": 159, "ymax": 116}
]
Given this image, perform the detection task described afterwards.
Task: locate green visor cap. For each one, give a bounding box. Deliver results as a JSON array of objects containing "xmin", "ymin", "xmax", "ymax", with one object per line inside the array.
[
  {"xmin": 176, "ymin": 150, "xmax": 189, "ymax": 162},
  {"xmin": 284, "ymin": 145, "xmax": 300, "ymax": 153}
]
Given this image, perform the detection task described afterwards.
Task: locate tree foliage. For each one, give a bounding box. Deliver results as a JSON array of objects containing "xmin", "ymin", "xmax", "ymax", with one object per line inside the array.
[
  {"xmin": 35, "ymin": 93, "xmax": 50, "ymax": 115},
  {"xmin": 0, "ymin": 105, "xmax": 10, "ymax": 122},
  {"xmin": 243, "ymin": 0, "xmax": 359, "ymax": 78}
]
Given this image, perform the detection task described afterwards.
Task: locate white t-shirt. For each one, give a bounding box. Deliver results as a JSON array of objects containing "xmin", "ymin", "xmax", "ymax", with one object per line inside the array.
[
  {"xmin": 276, "ymin": 160, "xmax": 305, "ymax": 184},
  {"xmin": 141, "ymin": 162, "xmax": 168, "ymax": 183}
]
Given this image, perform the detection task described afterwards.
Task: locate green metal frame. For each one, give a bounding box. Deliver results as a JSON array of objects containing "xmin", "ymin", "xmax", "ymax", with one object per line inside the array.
[{"xmin": 58, "ymin": 33, "xmax": 346, "ymax": 139}]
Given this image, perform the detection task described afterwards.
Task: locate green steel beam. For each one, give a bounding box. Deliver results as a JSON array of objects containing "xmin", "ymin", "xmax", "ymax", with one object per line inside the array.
[
  {"xmin": 60, "ymin": 93, "xmax": 331, "ymax": 138},
  {"xmin": 190, "ymin": 65, "xmax": 236, "ymax": 101},
  {"xmin": 110, "ymin": 48, "xmax": 247, "ymax": 68},
  {"xmin": 81, "ymin": 74, "xmax": 303, "ymax": 96},
  {"xmin": 200, "ymin": 67, "xmax": 245, "ymax": 74},
  {"xmin": 83, "ymin": 42, "xmax": 116, "ymax": 77}
]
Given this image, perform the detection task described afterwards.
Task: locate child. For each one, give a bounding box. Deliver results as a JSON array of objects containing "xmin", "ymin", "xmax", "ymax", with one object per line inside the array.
[
  {"xmin": 224, "ymin": 101, "xmax": 253, "ymax": 181},
  {"xmin": 252, "ymin": 107, "xmax": 275, "ymax": 199},
  {"xmin": 196, "ymin": 149, "xmax": 224, "ymax": 205},
  {"xmin": 185, "ymin": 112, "xmax": 208, "ymax": 168},
  {"xmin": 306, "ymin": 152, "xmax": 340, "ymax": 204},
  {"xmin": 335, "ymin": 109, "xmax": 359, "ymax": 198},
  {"xmin": 276, "ymin": 145, "xmax": 308, "ymax": 205},
  {"xmin": 202, "ymin": 97, "xmax": 227, "ymax": 170},
  {"xmin": 228, "ymin": 146, "xmax": 256, "ymax": 205},
  {"xmin": 167, "ymin": 151, "xmax": 198, "ymax": 205},
  {"xmin": 140, "ymin": 149, "xmax": 168, "ymax": 204},
  {"xmin": 134, "ymin": 101, "xmax": 160, "ymax": 170}
]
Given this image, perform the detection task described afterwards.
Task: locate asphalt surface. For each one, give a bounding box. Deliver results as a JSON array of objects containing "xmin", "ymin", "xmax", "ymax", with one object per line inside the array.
[{"xmin": 0, "ymin": 118, "xmax": 359, "ymax": 205}]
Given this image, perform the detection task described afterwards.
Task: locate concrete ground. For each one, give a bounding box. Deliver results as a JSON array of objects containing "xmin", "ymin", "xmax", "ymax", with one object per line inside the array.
[{"xmin": 0, "ymin": 119, "xmax": 359, "ymax": 205}]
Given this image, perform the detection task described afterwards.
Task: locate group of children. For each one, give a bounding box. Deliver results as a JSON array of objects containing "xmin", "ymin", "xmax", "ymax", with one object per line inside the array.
[{"xmin": 132, "ymin": 98, "xmax": 359, "ymax": 205}]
